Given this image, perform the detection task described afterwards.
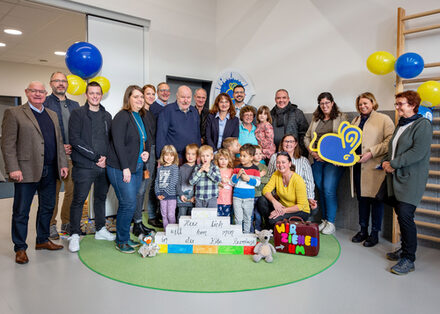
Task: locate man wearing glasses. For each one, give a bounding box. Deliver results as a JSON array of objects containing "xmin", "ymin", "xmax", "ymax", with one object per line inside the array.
[
  {"xmin": 233, "ymin": 85, "xmax": 256, "ymax": 123},
  {"xmin": 1, "ymin": 81, "xmax": 68, "ymax": 264},
  {"xmin": 150, "ymin": 82, "xmax": 171, "ymax": 118},
  {"xmin": 44, "ymin": 72, "xmax": 79, "ymax": 239}
]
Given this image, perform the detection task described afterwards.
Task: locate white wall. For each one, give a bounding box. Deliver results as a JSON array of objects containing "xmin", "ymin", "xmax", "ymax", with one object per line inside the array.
[
  {"xmin": 216, "ymin": 0, "xmax": 440, "ymax": 112},
  {"xmin": 72, "ymin": 0, "xmax": 217, "ymax": 89},
  {"xmin": 0, "ymin": 60, "xmax": 85, "ymax": 104}
]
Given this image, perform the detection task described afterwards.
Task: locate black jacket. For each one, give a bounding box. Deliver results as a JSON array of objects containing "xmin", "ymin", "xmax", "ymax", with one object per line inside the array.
[
  {"xmin": 107, "ymin": 110, "xmax": 153, "ymax": 172},
  {"xmin": 69, "ymin": 104, "xmax": 112, "ymax": 169},
  {"xmin": 205, "ymin": 113, "xmax": 239, "ymax": 151}
]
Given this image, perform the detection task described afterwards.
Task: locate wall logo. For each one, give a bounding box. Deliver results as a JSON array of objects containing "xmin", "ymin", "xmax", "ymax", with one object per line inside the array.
[
  {"xmin": 309, "ymin": 121, "xmax": 363, "ymax": 167},
  {"xmin": 211, "ymin": 69, "xmax": 256, "ymax": 104}
]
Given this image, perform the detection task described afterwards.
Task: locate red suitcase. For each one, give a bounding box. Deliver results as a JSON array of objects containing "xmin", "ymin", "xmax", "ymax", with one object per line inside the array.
[{"xmin": 273, "ymin": 217, "xmax": 320, "ymax": 256}]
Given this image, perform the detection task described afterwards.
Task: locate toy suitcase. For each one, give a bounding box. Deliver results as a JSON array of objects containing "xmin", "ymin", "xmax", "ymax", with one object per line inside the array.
[{"xmin": 273, "ymin": 216, "xmax": 320, "ymax": 256}]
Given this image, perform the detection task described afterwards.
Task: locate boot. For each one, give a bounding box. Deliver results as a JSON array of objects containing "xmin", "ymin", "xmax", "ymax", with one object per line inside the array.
[
  {"xmin": 363, "ymin": 231, "xmax": 379, "ymax": 247},
  {"xmin": 140, "ymin": 223, "xmax": 156, "ymax": 236},
  {"xmin": 132, "ymin": 222, "xmax": 144, "ymax": 237}
]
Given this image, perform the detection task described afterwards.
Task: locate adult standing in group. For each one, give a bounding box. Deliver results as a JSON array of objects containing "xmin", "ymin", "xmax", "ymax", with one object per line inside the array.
[
  {"xmin": 350, "ymin": 92, "xmax": 394, "ymax": 247},
  {"xmin": 194, "ymin": 88, "xmax": 210, "ymax": 144},
  {"xmin": 304, "ymin": 92, "xmax": 347, "ymax": 235},
  {"xmin": 205, "ymin": 93, "xmax": 239, "ymax": 151},
  {"xmin": 271, "ymin": 89, "xmax": 309, "ymax": 155},
  {"xmin": 156, "ymin": 85, "xmax": 201, "ymax": 161},
  {"xmin": 44, "ymin": 72, "xmax": 79, "ymax": 239},
  {"xmin": 134, "ymin": 84, "xmax": 161, "ymax": 230},
  {"xmin": 238, "ymin": 106, "xmax": 258, "ymax": 146},
  {"xmin": 258, "ymin": 152, "xmax": 310, "ymax": 229},
  {"xmin": 232, "ymin": 85, "xmax": 246, "ymax": 118},
  {"xmin": 267, "ymin": 134, "xmax": 316, "ymax": 210},
  {"xmin": 107, "ymin": 85, "xmax": 152, "ymax": 253},
  {"xmin": 67, "ymin": 82, "xmax": 115, "ymax": 253},
  {"xmin": 150, "ymin": 82, "xmax": 170, "ymax": 119},
  {"xmin": 381, "ymin": 91, "xmax": 432, "ymax": 275},
  {"xmin": 2, "ymin": 81, "xmax": 68, "ymax": 264}
]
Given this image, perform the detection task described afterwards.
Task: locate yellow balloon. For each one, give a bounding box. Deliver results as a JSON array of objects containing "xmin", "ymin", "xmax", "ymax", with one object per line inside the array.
[
  {"xmin": 66, "ymin": 75, "xmax": 86, "ymax": 95},
  {"xmin": 417, "ymin": 81, "xmax": 440, "ymax": 107},
  {"xmin": 366, "ymin": 51, "xmax": 396, "ymax": 75},
  {"xmin": 89, "ymin": 76, "xmax": 111, "ymax": 94}
]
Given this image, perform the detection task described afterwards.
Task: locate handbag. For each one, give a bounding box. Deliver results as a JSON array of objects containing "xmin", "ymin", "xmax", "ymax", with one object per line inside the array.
[{"xmin": 273, "ymin": 216, "xmax": 320, "ymax": 256}]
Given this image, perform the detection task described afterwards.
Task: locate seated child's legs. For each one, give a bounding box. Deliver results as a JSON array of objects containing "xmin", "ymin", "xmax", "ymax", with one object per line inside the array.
[
  {"xmin": 217, "ymin": 204, "xmax": 231, "ymax": 217},
  {"xmin": 242, "ymin": 198, "xmax": 254, "ymax": 233}
]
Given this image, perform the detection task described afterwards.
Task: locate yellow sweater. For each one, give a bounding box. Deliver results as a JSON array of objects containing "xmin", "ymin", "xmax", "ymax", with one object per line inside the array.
[{"xmin": 262, "ymin": 171, "xmax": 310, "ymax": 214}]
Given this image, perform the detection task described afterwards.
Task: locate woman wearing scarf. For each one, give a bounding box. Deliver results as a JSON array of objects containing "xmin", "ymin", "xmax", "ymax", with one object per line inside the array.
[
  {"xmin": 350, "ymin": 93, "xmax": 394, "ymax": 247},
  {"xmin": 381, "ymin": 90, "xmax": 432, "ymax": 275}
]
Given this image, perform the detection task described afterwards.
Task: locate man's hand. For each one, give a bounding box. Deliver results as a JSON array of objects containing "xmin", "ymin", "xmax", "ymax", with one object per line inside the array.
[
  {"xmin": 64, "ymin": 144, "xmax": 72, "ymax": 155},
  {"xmin": 96, "ymin": 156, "xmax": 106, "ymax": 168},
  {"xmin": 9, "ymin": 170, "xmax": 23, "ymax": 182},
  {"xmin": 61, "ymin": 167, "xmax": 69, "ymax": 179}
]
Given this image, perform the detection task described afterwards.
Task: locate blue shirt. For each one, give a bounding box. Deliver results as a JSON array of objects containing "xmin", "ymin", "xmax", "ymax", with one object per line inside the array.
[
  {"xmin": 216, "ymin": 112, "xmax": 230, "ymax": 149},
  {"xmin": 29, "ymin": 102, "xmax": 44, "ymax": 113},
  {"xmin": 132, "ymin": 111, "xmax": 147, "ymax": 163},
  {"xmin": 238, "ymin": 123, "xmax": 258, "ymax": 146}
]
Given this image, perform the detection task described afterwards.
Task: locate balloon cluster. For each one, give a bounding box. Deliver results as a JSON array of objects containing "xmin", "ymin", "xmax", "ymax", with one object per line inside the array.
[
  {"xmin": 367, "ymin": 51, "xmax": 440, "ymax": 108},
  {"xmin": 64, "ymin": 42, "xmax": 111, "ymax": 95}
]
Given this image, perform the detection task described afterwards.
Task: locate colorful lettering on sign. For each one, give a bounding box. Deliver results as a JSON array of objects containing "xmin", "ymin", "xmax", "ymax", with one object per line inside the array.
[{"xmin": 278, "ymin": 223, "xmax": 318, "ymax": 249}]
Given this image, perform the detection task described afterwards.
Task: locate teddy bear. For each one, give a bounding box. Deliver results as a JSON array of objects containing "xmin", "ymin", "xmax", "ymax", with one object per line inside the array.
[
  {"xmin": 253, "ymin": 229, "xmax": 276, "ymax": 263},
  {"xmin": 138, "ymin": 235, "xmax": 160, "ymax": 258}
]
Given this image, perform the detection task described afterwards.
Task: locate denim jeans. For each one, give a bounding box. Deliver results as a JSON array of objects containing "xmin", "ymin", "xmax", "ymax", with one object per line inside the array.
[
  {"xmin": 250, "ymin": 197, "xmax": 262, "ymax": 233},
  {"xmin": 107, "ymin": 162, "xmax": 143, "ymax": 244},
  {"xmin": 70, "ymin": 166, "xmax": 109, "ymax": 235},
  {"xmin": 311, "ymin": 161, "xmax": 344, "ymax": 223},
  {"xmin": 135, "ymin": 146, "xmax": 157, "ymax": 222},
  {"xmin": 12, "ymin": 164, "xmax": 57, "ymax": 252}
]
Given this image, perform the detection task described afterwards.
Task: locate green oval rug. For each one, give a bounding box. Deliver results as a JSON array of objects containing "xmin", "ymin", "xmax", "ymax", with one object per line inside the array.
[{"xmin": 78, "ymin": 234, "xmax": 340, "ymax": 293}]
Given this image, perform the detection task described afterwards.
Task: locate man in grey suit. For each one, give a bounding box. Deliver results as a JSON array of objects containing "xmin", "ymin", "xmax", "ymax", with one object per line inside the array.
[{"xmin": 1, "ymin": 81, "xmax": 68, "ymax": 264}]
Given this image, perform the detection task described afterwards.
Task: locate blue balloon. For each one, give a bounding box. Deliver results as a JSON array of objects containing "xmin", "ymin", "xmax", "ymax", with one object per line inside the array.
[
  {"xmin": 65, "ymin": 42, "xmax": 103, "ymax": 79},
  {"xmin": 394, "ymin": 52, "xmax": 424, "ymax": 79},
  {"xmin": 418, "ymin": 105, "xmax": 432, "ymax": 122}
]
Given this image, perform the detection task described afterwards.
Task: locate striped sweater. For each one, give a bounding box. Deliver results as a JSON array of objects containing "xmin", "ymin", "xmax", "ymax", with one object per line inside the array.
[
  {"xmin": 155, "ymin": 164, "xmax": 180, "ymax": 200},
  {"xmin": 230, "ymin": 164, "xmax": 261, "ymax": 199}
]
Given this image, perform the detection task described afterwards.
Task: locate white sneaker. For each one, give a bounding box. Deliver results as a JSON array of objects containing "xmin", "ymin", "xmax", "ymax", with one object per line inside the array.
[
  {"xmin": 322, "ymin": 221, "xmax": 336, "ymax": 235},
  {"xmin": 95, "ymin": 227, "xmax": 116, "ymax": 241},
  {"xmin": 68, "ymin": 234, "xmax": 80, "ymax": 253},
  {"xmin": 318, "ymin": 220, "xmax": 327, "ymax": 232}
]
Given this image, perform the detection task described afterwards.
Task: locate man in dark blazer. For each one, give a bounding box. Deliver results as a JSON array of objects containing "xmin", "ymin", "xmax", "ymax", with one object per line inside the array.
[{"xmin": 1, "ymin": 81, "xmax": 68, "ymax": 264}]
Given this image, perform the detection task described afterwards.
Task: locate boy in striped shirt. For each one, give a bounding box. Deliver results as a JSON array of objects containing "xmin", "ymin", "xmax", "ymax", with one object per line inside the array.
[{"xmin": 230, "ymin": 144, "xmax": 261, "ymax": 233}]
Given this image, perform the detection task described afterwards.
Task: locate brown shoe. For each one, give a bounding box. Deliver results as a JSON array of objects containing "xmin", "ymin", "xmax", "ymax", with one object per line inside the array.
[
  {"xmin": 15, "ymin": 250, "xmax": 29, "ymax": 264},
  {"xmin": 35, "ymin": 240, "xmax": 64, "ymax": 250}
]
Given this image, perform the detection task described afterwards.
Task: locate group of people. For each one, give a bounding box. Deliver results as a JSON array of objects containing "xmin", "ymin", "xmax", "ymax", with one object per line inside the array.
[{"xmin": 2, "ymin": 73, "xmax": 431, "ymax": 275}]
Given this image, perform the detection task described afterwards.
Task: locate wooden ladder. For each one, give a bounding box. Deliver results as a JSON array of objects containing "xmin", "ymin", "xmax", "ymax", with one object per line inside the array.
[{"xmin": 394, "ymin": 7, "xmax": 440, "ymax": 244}]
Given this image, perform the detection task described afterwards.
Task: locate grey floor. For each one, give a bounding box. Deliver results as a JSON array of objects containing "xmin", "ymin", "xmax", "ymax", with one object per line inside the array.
[{"xmin": 1, "ymin": 196, "xmax": 439, "ymax": 314}]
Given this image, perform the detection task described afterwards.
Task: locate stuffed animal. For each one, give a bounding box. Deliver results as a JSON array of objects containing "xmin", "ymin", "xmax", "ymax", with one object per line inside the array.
[
  {"xmin": 138, "ymin": 235, "xmax": 159, "ymax": 258},
  {"xmin": 253, "ymin": 229, "xmax": 276, "ymax": 263}
]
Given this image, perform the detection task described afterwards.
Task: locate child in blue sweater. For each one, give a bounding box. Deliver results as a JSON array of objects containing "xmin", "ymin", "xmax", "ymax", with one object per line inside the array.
[
  {"xmin": 230, "ymin": 144, "xmax": 260, "ymax": 233},
  {"xmin": 155, "ymin": 145, "xmax": 180, "ymax": 229}
]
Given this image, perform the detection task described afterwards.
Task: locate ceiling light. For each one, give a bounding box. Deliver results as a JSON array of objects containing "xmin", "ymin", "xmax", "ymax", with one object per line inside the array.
[
  {"xmin": 0, "ymin": 42, "xmax": 5, "ymax": 47},
  {"xmin": 4, "ymin": 29, "xmax": 22, "ymax": 35},
  {"xmin": 54, "ymin": 51, "xmax": 66, "ymax": 56}
]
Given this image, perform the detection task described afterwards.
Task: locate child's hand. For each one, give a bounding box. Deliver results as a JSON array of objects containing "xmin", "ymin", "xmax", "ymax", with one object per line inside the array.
[
  {"xmin": 241, "ymin": 173, "xmax": 250, "ymax": 182},
  {"xmin": 190, "ymin": 197, "xmax": 195, "ymax": 203},
  {"xmin": 180, "ymin": 195, "xmax": 187, "ymax": 202},
  {"xmin": 260, "ymin": 170, "xmax": 267, "ymax": 177},
  {"xmin": 201, "ymin": 163, "xmax": 210, "ymax": 172},
  {"xmin": 238, "ymin": 168, "xmax": 245, "ymax": 177},
  {"xmin": 219, "ymin": 182, "xmax": 224, "ymax": 188},
  {"xmin": 157, "ymin": 195, "xmax": 165, "ymax": 200}
]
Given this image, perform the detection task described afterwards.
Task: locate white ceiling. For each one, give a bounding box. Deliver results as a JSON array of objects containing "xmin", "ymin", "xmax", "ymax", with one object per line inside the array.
[{"xmin": 0, "ymin": 0, "xmax": 85, "ymax": 68}]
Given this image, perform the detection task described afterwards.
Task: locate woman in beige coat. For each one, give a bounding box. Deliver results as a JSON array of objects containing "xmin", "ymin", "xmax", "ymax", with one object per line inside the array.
[{"xmin": 350, "ymin": 92, "xmax": 394, "ymax": 247}]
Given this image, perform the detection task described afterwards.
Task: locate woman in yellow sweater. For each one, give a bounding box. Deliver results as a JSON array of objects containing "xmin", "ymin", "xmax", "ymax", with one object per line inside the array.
[{"xmin": 257, "ymin": 151, "xmax": 310, "ymax": 229}]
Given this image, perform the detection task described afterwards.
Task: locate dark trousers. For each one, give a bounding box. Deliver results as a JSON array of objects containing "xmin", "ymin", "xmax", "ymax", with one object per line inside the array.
[
  {"xmin": 257, "ymin": 196, "xmax": 309, "ymax": 230},
  {"xmin": 358, "ymin": 197, "xmax": 384, "ymax": 232},
  {"xmin": 12, "ymin": 165, "xmax": 57, "ymax": 252},
  {"xmin": 394, "ymin": 201, "xmax": 417, "ymax": 262},
  {"xmin": 70, "ymin": 166, "xmax": 109, "ymax": 235}
]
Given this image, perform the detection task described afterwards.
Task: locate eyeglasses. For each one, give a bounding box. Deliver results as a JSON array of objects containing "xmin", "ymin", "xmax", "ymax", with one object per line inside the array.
[
  {"xmin": 394, "ymin": 102, "xmax": 408, "ymax": 107},
  {"xmin": 320, "ymin": 101, "xmax": 332, "ymax": 106},
  {"xmin": 284, "ymin": 140, "xmax": 296, "ymax": 144},
  {"xmin": 27, "ymin": 89, "xmax": 47, "ymax": 94},
  {"xmin": 159, "ymin": 89, "xmax": 170, "ymax": 93},
  {"xmin": 51, "ymin": 79, "xmax": 67, "ymax": 84}
]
